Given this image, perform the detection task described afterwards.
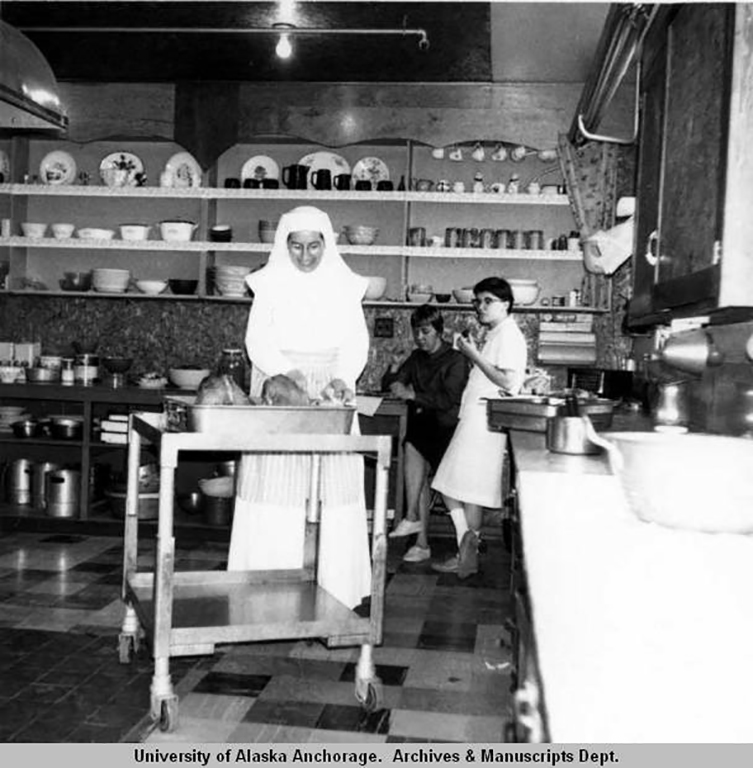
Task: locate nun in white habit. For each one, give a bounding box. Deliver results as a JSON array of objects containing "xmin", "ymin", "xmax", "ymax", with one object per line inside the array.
[{"xmin": 227, "ymin": 205, "xmax": 372, "ymax": 609}]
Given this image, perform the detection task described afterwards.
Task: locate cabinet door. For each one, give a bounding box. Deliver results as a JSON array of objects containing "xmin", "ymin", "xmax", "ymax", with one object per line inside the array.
[
  {"xmin": 653, "ymin": 3, "xmax": 732, "ymax": 312},
  {"xmin": 630, "ymin": 41, "xmax": 667, "ymax": 323}
]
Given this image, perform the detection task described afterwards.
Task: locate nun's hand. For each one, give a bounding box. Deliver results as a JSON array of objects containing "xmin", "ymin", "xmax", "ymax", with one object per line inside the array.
[{"xmin": 322, "ymin": 378, "xmax": 355, "ymax": 405}]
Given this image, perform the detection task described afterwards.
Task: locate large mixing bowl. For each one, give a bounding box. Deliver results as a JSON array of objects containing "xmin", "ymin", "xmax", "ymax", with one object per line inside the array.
[{"xmin": 593, "ymin": 431, "xmax": 753, "ymax": 533}]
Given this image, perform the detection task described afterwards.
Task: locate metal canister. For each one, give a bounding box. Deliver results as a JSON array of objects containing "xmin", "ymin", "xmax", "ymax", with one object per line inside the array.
[
  {"xmin": 61, "ymin": 358, "xmax": 75, "ymax": 385},
  {"xmin": 462, "ymin": 228, "xmax": 480, "ymax": 248},
  {"xmin": 445, "ymin": 227, "xmax": 463, "ymax": 248},
  {"xmin": 480, "ymin": 228, "xmax": 496, "ymax": 249},
  {"xmin": 32, "ymin": 461, "xmax": 62, "ymax": 509},
  {"xmin": 495, "ymin": 230, "xmax": 511, "ymax": 249},
  {"xmin": 74, "ymin": 354, "xmax": 99, "ymax": 385},
  {"xmin": 524, "ymin": 230, "xmax": 544, "ymax": 250},
  {"xmin": 46, "ymin": 468, "xmax": 81, "ymax": 518},
  {"xmin": 5, "ymin": 458, "xmax": 34, "ymax": 505},
  {"xmin": 507, "ymin": 230, "xmax": 524, "ymax": 250}
]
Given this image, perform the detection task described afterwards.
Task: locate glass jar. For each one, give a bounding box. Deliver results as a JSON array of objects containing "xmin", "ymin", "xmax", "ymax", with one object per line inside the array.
[{"xmin": 219, "ymin": 348, "xmax": 247, "ymax": 392}]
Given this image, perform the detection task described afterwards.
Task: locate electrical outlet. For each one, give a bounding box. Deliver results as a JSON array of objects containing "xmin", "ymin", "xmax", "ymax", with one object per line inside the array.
[{"xmin": 374, "ymin": 317, "xmax": 394, "ymax": 338}]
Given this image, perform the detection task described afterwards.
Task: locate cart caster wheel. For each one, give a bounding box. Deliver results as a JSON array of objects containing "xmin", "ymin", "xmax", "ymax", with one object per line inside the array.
[
  {"xmin": 355, "ymin": 678, "xmax": 383, "ymax": 713},
  {"xmin": 159, "ymin": 697, "xmax": 179, "ymax": 733},
  {"xmin": 118, "ymin": 634, "xmax": 134, "ymax": 664}
]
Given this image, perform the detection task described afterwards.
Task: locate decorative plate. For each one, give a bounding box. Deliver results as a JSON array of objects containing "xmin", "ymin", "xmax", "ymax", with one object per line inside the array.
[
  {"xmin": 352, "ymin": 156, "xmax": 390, "ymax": 185},
  {"xmin": 298, "ymin": 150, "xmax": 351, "ymax": 186},
  {"xmin": 40, "ymin": 150, "xmax": 78, "ymax": 185},
  {"xmin": 0, "ymin": 150, "xmax": 10, "ymax": 183},
  {"xmin": 164, "ymin": 151, "xmax": 203, "ymax": 188},
  {"xmin": 241, "ymin": 155, "xmax": 279, "ymax": 182},
  {"xmin": 99, "ymin": 151, "xmax": 144, "ymax": 187}
]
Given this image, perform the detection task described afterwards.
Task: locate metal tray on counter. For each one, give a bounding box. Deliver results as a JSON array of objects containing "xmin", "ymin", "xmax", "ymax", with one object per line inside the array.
[{"xmin": 486, "ymin": 395, "xmax": 615, "ymax": 433}]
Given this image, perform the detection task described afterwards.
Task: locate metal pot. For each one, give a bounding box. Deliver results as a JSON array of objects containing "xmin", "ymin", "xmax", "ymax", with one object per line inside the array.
[
  {"xmin": 4, "ymin": 458, "xmax": 34, "ymax": 504},
  {"xmin": 546, "ymin": 415, "xmax": 602, "ymax": 455},
  {"xmin": 32, "ymin": 461, "xmax": 62, "ymax": 508},
  {"xmin": 50, "ymin": 416, "xmax": 84, "ymax": 440}
]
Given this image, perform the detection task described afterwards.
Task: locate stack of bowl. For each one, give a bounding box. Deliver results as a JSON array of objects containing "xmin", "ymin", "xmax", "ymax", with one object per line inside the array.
[
  {"xmin": 344, "ymin": 225, "xmax": 379, "ymax": 245},
  {"xmin": 0, "ymin": 405, "xmax": 28, "ymax": 432},
  {"xmin": 92, "ymin": 268, "xmax": 131, "ymax": 294},
  {"xmin": 258, "ymin": 220, "xmax": 277, "ymax": 244},
  {"xmin": 213, "ymin": 265, "xmax": 251, "ymax": 297}
]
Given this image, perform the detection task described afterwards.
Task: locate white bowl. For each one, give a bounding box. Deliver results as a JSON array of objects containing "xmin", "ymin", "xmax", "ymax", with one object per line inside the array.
[
  {"xmin": 0, "ymin": 366, "xmax": 19, "ymax": 384},
  {"xmin": 508, "ymin": 280, "xmax": 540, "ymax": 305},
  {"xmin": 159, "ymin": 221, "xmax": 196, "ymax": 242},
  {"xmin": 120, "ymin": 224, "xmax": 151, "ymax": 241},
  {"xmin": 78, "ymin": 228, "xmax": 115, "ymax": 241},
  {"xmin": 168, "ymin": 367, "xmax": 212, "ymax": 389},
  {"xmin": 603, "ymin": 432, "xmax": 753, "ymax": 533},
  {"xmin": 51, "ymin": 223, "xmax": 75, "ymax": 239},
  {"xmin": 407, "ymin": 292, "xmax": 433, "ymax": 304},
  {"xmin": 363, "ymin": 276, "xmax": 387, "ymax": 301},
  {"xmin": 453, "ymin": 288, "xmax": 474, "ymax": 304},
  {"xmin": 344, "ymin": 226, "xmax": 379, "ymax": 245},
  {"xmin": 135, "ymin": 279, "xmax": 168, "ymax": 295},
  {"xmin": 21, "ymin": 222, "xmax": 47, "ymax": 238}
]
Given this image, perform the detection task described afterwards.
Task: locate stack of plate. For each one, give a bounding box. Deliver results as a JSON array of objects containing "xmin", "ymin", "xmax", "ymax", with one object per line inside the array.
[
  {"xmin": 92, "ymin": 268, "xmax": 131, "ymax": 293},
  {"xmin": 0, "ymin": 405, "xmax": 28, "ymax": 433},
  {"xmin": 212, "ymin": 265, "xmax": 251, "ymax": 297}
]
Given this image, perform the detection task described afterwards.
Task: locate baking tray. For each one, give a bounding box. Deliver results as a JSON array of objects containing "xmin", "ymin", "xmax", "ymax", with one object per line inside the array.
[
  {"xmin": 187, "ymin": 402, "xmax": 355, "ymax": 435},
  {"xmin": 486, "ymin": 396, "xmax": 614, "ymax": 433}
]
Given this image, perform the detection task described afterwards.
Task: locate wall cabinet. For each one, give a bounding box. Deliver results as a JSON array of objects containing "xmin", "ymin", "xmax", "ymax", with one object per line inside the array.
[
  {"xmin": 0, "ymin": 137, "xmax": 593, "ymax": 310},
  {"xmin": 630, "ymin": 4, "xmax": 753, "ymax": 326}
]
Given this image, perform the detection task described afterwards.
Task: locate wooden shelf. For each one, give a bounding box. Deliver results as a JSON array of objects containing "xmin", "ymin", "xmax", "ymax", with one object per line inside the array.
[
  {"xmin": 1, "ymin": 236, "xmax": 583, "ymax": 262},
  {"xmin": 0, "ymin": 183, "xmax": 570, "ymax": 206}
]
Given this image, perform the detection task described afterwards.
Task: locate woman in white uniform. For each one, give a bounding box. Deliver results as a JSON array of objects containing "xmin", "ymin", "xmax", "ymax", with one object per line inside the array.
[
  {"xmin": 431, "ymin": 276, "xmax": 528, "ymax": 579},
  {"xmin": 227, "ymin": 205, "xmax": 372, "ymax": 610}
]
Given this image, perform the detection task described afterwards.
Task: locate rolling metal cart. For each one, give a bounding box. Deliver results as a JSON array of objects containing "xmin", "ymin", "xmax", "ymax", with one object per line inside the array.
[{"xmin": 118, "ymin": 412, "xmax": 392, "ymax": 732}]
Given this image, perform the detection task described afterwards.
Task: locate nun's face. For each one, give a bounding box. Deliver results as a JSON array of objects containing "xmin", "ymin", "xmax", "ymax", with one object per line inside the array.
[{"xmin": 287, "ymin": 230, "xmax": 325, "ymax": 273}]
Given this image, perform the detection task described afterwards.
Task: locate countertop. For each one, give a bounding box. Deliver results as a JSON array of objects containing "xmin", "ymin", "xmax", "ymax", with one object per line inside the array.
[{"xmin": 510, "ymin": 415, "xmax": 753, "ymax": 743}]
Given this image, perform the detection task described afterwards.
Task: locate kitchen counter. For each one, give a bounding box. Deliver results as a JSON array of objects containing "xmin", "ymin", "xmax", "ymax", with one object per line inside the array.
[{"xmin": 510, "ymin": 417, "xmax": 753, "ymax": 743}]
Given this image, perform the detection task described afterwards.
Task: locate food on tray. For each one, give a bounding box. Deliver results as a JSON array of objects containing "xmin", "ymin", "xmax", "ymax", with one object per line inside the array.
[
  {"xmin": 195, "ymin": 374, "xmax": 250, "ymax": 406},
  {"xmin": 321, "ymin": 377, "xmax": 355, "ymax": 405},
  {"xmin": 261, "ymin": 374, "xmax": 309, "ymax": 406}
]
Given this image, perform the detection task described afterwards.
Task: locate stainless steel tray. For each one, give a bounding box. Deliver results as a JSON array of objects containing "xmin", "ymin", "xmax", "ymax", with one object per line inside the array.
[
  {"xmin": 187, "ymin": 402, "xmax": 355, "ymax": 435},
  {"xmin": 486, "ymin": 396, "xmax": 614, "ymax": 433}
]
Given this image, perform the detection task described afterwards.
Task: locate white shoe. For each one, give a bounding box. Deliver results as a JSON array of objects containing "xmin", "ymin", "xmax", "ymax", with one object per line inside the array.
[
  {"xmin": 403, "ymin": 544, "xmax": 431, "ymax": 563},
  {"xmin": 389, "ymin": 519, "xmax": 423, "ymax": 538}
]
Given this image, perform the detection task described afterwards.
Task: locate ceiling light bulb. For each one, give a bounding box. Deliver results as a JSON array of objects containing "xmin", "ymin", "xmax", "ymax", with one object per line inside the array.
[{"xmin": 276, "ymin": 33, "xmax": 292, "ymax": 60}]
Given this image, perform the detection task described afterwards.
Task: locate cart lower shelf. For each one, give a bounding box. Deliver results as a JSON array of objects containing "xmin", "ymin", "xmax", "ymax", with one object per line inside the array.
[{"xmin": 125, "ymin": 571, "xmax": 374, "ymax": 654}]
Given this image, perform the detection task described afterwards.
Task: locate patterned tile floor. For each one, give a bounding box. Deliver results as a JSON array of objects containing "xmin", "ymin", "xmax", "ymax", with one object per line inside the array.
[{"xmin": 0, "ymin": 527, "xmax": 513, "ymax": 743}]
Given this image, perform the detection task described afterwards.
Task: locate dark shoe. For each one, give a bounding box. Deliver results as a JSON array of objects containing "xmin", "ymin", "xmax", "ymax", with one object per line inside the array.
[
  {"xmin": 458, "ymin": 530, "xmax": 479, "ymax": 579},
  {"xmin": 431, "ymin": 554, "xmax": 459, "ymax": 574}
]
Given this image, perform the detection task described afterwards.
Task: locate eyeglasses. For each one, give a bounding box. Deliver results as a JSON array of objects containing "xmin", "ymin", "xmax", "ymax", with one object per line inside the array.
[{"xmin": 471, "ymin": 297, "xmax": 503, "ymax": 309}]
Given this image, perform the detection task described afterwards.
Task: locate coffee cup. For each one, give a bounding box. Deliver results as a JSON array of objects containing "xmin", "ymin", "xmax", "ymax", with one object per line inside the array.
[
  {"xmin": 334, "ymin": 174, "xmax": 351, "ymax": 191},
  {"xmin": 354, "ymin": 180, "xmax": 372, "ymax": 191},
  {"xmin": 243, "ymin": 178, "xmax": 262, "ymax": 189},
  {"xmin": 311, "ymin": 169, "xmax": 332, "ymax": 190},
  {"xmin": 210, "ymin": 225, "xmax": 233, "ymax": 242},
  {"xmin": 376, "ymin": 180, "xmax": 394, "ymax": 191},
  {"xmin": 431, "ymin": 147, "xmax": 445, "ymax": 159},
  {"xmin": 408, "ymin": 227, "xmax": 426, "ymax": 247},
  {"xmin": 262, "ymin": 179, "xmax": 279, "ymax": 189},
  {"xmin": 282, "ymin": 164, "xmax": 309, "ymax": 190},
  {"xmin": 224, "ymin": 177, "xmax": 241, "ymax": 189}
]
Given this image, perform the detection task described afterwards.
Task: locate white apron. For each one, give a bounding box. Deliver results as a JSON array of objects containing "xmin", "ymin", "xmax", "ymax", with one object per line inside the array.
[
  {"xmin": 227, "ymin": 349, "xmax": 371, "ymax": 610},
  {"xmin": 431, "ymin": 317, "xmax": 526, "ymax": 509}
]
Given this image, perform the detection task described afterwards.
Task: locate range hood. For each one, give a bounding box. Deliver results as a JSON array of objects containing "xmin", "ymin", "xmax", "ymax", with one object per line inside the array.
[{"xmin": 0, "ymin": 20, "xmax": 67, "ymax": 132}]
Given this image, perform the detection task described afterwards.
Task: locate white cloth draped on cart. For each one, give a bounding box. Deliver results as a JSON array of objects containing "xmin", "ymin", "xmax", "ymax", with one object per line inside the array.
[
  {"xmin": 227, "ymin": 206, "xmax": 371, "ymax": 610},
  {"xmin": 431, "ymin": 316, "xmax": 527, "ymax": 509}
]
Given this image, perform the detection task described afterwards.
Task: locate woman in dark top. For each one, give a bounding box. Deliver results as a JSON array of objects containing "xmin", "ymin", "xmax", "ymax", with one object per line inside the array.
[{"xmin": 382, "ymin": 304, "xmax": 469, "ymax": 562}]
